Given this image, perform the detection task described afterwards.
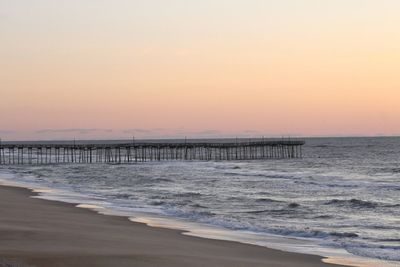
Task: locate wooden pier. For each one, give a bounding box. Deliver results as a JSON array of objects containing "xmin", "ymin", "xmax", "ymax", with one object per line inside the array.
[{"xmin": 0, "ymin": 140, "xmax": 304, "ymax": 165}]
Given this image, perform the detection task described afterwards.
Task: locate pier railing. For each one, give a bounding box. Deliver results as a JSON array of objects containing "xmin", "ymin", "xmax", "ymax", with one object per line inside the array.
[{"xmin": 0, "ymin": 140, "xmax": 304, "ymax": 165}]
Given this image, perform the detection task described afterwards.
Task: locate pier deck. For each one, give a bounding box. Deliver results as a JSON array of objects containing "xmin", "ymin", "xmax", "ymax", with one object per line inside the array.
[{"xmin": 0, "ymin": 140, "xmax": 304, "ymax": 165}]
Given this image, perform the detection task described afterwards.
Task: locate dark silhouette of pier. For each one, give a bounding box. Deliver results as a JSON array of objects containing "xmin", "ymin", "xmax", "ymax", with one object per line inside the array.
[{"xmin": 0, "ymin": 139, "xmax": 304, "ymax": 165}]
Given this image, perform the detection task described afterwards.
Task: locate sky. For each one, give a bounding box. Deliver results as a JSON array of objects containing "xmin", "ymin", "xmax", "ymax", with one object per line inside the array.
[{"xmin": 1, "ymin": 0, "xmax": 400, "ymax": 140}]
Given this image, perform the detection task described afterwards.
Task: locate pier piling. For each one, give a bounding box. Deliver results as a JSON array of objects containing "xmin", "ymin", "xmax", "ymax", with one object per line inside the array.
[{"xmin": 0, "ymin": 140, "xmax": 305, "ymax": 165}]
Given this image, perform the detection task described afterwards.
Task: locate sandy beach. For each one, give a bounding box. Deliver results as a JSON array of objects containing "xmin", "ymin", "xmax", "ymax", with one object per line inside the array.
[{"xmin": 0, "ymin": 185, "xmax": 348, "ymax": 267}]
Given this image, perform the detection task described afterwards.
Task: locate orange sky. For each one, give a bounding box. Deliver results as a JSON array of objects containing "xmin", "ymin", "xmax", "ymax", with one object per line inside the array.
[{"xmin": 1, "ymin": 1, "xmax": 400, "ymax": 140}]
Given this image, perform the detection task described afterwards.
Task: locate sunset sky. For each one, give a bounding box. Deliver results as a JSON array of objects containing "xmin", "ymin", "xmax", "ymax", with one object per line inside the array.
[{"xmin": 1, "ymin": 0, "xmax": 400, "ymax": 140}]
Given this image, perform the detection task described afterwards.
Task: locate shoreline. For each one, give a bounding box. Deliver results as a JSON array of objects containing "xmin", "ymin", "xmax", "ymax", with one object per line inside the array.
[{"xmin": 0, "ymin": 184, "xmax": 348, "ymax": 267}]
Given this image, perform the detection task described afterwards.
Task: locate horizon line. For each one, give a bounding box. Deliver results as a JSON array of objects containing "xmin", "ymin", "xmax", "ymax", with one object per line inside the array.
[{"xmin": 1, "ymin": 135, "xmax": 400, "ymax": 143}]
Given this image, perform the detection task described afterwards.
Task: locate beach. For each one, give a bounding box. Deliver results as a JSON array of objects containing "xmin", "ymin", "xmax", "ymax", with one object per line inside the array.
[{"xmin": 0, "ymin": 185, "xmax": 346, "ymax": 267}]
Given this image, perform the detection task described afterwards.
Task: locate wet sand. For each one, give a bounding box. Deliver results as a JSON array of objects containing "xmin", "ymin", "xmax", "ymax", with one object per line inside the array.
[{"xmin": 0, "ymin": 185, "xmax": 348, "ymax": 267}]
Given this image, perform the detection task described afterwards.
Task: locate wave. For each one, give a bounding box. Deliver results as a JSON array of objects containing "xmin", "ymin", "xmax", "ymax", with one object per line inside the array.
[
  {"xmin": 191, "ymin": 204, "xmax": 208, "ymax": 208},
  {"xmin": 311, "ymin": 145, "xmax": 330, "ymax": 148},
  {"xmin": 245, "ymin": 209, "xmax": 272, "ymax": 214},
  {"xmin": 343, "ymin": 241, "xmax": 400, "ymax": 261},
  {"xmin": 324, "ymin": 198, "xmax": 400, "ymax": 210},
  {"xmin": 389, "ymin": 168, "xmax": 400, "ymax": 174},
  {"xmin": 166, "ymin": 209, "xmax": 216, "ymax": 219},
  {"xmin": 330, "ymin": 232, "xmax": 359, "ymax": 238},
  {"xmin": 255, "ymin": 198, "xmax": 283, "ymax": 203},
  {"xmin": 288, "ymin": 202, "xmax": 300, "ymax": 208},
  {"xmin": 243, "ymin": 202, "xmax": 301, "ymax": 215},
  {"xmin": 173, "ymin": 192, "xmax": 202, "ymax": 198},
  {"xmin": 197, "ymin": 211, "xmax": 215, "ymax": 216},
  {"xmin": 378, "ymin": 239, "xmax": 400, "ymax": 242},
  {"xmin": 227, "ymin": 196, "xmax": 245, "ymax": 201},
  {"xmin": 377, "ymin": 185, "xmax": 400, "ymax": 191},
  {"xmin": 384, "ymin": 203, "xmax": 400, "ymax": 208},
  {"xmin": 324, "ymin": 199, "xmax": 378, "ymax": 209},
  {"xmin": 152, "ymin": 178, "xmax": 173, "ymax": 182},
  {"xmin": 113, "ymin": 193, "xmax": 133, "ymax": 199},
  {"xmin": 222, "ymin": 171, "xmax": 304, "ymax": 180},
  {"xmin": 313, "ymin": 215, "xmax": 333, "ymax": 219},
  {"xmin": 150, "ymin": 201, "xmax": 165, "ymax": 206},
  {"xmin": 264, "ymin": 228, "xmax": 359, "ymax": 240},
  {"xmin": 374, "ymin": 167, "xmax": 400, "ymax": 174}
]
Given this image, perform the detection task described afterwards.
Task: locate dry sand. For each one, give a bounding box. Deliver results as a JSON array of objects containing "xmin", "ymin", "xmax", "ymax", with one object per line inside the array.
[{"xmin": 0, "ymin": 185, "xmax": 348, "ymax": 267}]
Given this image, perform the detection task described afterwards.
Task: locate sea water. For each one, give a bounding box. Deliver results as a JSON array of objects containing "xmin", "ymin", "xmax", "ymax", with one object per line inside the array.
[{"xmin": 0, "ymin": 137, "xmax": 399, "ymax": 266}]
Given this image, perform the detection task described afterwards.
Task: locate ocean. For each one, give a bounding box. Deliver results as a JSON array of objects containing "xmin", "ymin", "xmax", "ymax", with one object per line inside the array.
[{"xmin": 0, "ymin": 137, "xmax": 399, "ymax": 266}]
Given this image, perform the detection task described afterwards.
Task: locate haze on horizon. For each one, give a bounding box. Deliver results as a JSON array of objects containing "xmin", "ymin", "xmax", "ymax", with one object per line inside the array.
[{"xmin": 1, "ymin": 0, "xmax": 400, "ymax": 141}]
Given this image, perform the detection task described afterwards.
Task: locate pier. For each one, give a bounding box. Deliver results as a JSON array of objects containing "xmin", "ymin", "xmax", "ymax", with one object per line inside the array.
[{"xmin": 0, "ymin": 139, "xmax": 304, "ymax": 165}]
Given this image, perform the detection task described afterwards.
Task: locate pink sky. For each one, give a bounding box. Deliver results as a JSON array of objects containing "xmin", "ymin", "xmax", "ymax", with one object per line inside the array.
[{"xmin": 1, "ymin": 1, "xmax": 400, "ymax": 140}]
